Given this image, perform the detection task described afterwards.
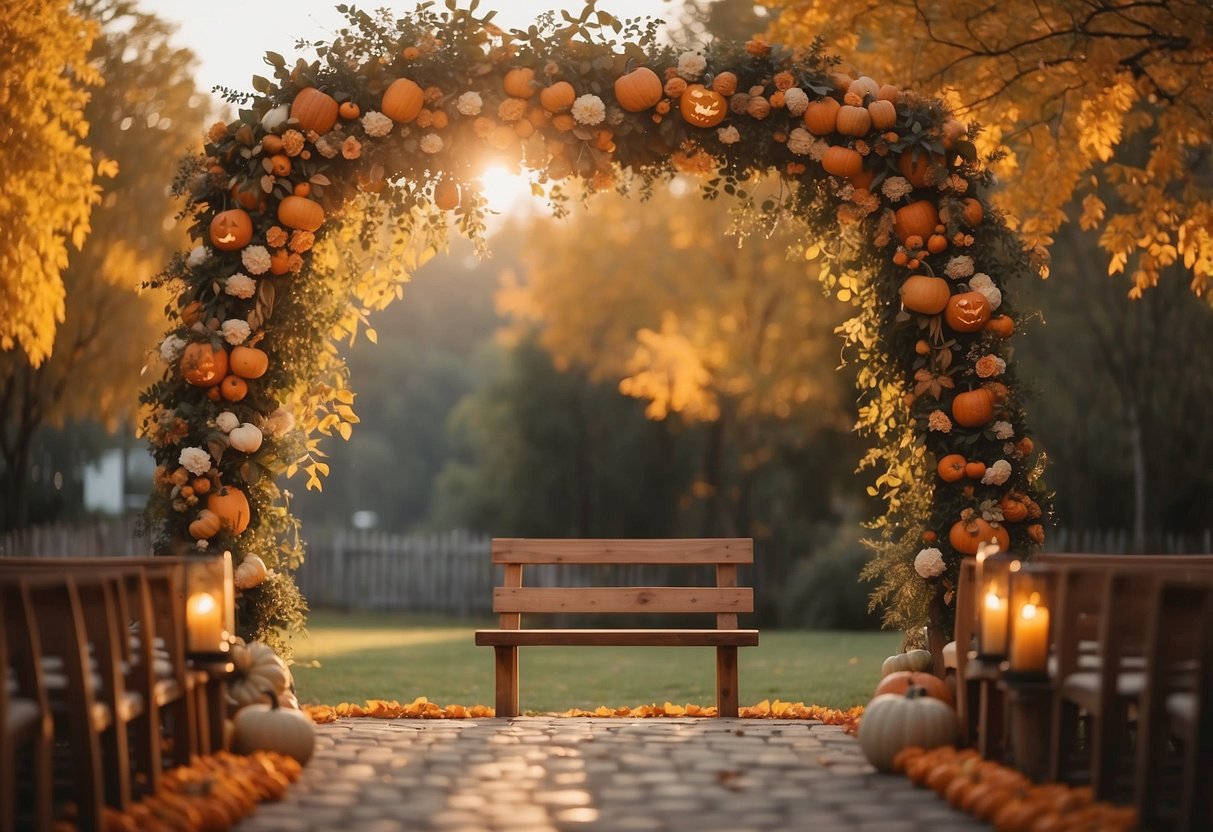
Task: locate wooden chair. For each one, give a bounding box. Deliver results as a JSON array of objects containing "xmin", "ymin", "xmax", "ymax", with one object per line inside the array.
[
  {"xmin": 1, "ymin": 579, "xmax": 54, "ymax": 832},
  {"xmin": 475, "ymin": 538, "xmax": 759, "ymax": 717},
  {"xmin": 1135, "ymin": 579, "xmax": 1213, "ymax": 830}
]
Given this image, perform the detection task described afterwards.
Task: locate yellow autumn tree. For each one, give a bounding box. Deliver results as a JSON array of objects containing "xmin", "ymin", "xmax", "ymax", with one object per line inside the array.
[
  {"xmin": 0, "ymin": 0, "xmax": 104, "ymax": 366},
  {"xmin": 498, "ymin": 178, "xmax": 852, "ymax": 531},
  {"xmin": 765, "ymin": 0, "xmax": 1213, "ymax": 297}
]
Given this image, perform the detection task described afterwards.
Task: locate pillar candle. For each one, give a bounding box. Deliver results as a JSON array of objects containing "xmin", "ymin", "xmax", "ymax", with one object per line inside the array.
[
  {"xmin": 980, "ymin": 586, "xmax": 1008, "ymax": 656},
  {"xmin": 1010, "ymin": 597, "xmax": 1050, "ymax": 673},
  {"xmin": 187, "ymin": 591, "xmax": 223, "ymax": 653}
]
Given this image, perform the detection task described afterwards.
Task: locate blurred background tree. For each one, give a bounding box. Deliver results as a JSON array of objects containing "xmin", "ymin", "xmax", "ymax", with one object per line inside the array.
[
  {"xmin": 0, "ymin": 0, "xmax": 102, "ymax": 367},
  {"xmin": 764, "ymin": 0, "xmax": 1213, "ymax": 297},
  {"xmin": 0, "ymin": 0, "xmax": 205, "ymax": 528}
]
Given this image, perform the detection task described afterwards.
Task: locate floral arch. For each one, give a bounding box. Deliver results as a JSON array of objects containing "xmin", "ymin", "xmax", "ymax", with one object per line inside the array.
[{"xmin": 141, "ymin": 4, "xmax": 1048, "ymax": 654}]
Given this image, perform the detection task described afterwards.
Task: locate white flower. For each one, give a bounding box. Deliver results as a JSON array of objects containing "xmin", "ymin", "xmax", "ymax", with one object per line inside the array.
[
  {"xmin": 241, "ymin": 245, "xmax": 271, "ymax": 275},
  {"xmin": 981, "ymin": 459, "xmax": 1013, "ymax": 486},
  {"xmin": 914, "ymin": 547, "xmax": 946, "ymax": 579},
  {"xmin": 196, "ymin": 539, "xmax": 209, "ymax": 551},
  {"xmin": 969, "ymin": 273, "xmax": 1002, "ymax": 309},
  {"xmin": 571, "ymin": 94, "xmax": 606, "ymax": 126},
  {"xmin": 787, "ymin": 127, "xmax": 814, "ymax": 155},
  {"xmin": 215, "ymin": 412, "xmax": 240, "ymax": 433},
  {"xmin": 881, "ymin": 176, "xmax": 913, "ymax": 202},
  {"xmin": 945, "ymin": 255, "xmax": 975, "ymax": 280},
  {"xmin": 677, "ymin": 51, "xmax": 707, "ymax": 80},
  {"xmin": 783, "ymin": 87, "xmax": 809, "ymax": 116},
  {"xmin": 266, "ymin": 406, "xmax": 295, "ymax": 437},
  {"xmin": 221, "ymin": 319, "xmax": 251, "ymax": 345},
  {"xmin": 420, "ymin": 133, "xmax": 443, "ymax": 154},
  {"xmin": 224, "ymin": 273, "xmax": 256, "ymax": 299},
  {"xmin": 717, "ymin": 125, "xmax": 741, "ymax": 145},
  {"xmin": 992, "ymin": 420, "xmax": 1014, "ymax": 440},
  {"xmin": 314, "ymin": 134, "xmax": 340, "ymax": 158},
  {"xmin": 187, "ymin": 246, "xmax": 209, "ymax": 267},
  {"xmin": 178, "ymin": 446, "xmax": 212, "ymax": 476},
  {"xmin": 807, "ymin": 139, "xmax": 827, "ymax": 162},
  {"xmin": 456, "ymin": 91, "xmax": 483, "ymax": 116},
  {"xmin": 159, "ymin": 334, "xmax": 186, "ymax": 363},
  {"xmin": 361, "ymin": 110, "xmax": 393, "ymax": 138}
]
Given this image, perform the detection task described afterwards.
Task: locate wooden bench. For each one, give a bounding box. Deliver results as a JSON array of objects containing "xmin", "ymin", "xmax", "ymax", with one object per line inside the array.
[{"xmin": 475, "ymin": 538, "xmax": 759, "ymax": 718}]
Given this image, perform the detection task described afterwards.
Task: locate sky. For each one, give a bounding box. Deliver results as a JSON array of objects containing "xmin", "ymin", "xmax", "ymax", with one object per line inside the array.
[{"xmin": 138, "ymin": 0, "xmax": 680, "ymax": 102}]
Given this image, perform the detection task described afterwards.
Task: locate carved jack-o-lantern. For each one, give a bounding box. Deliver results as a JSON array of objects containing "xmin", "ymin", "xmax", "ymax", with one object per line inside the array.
[
  {"xmin": 944, "ymin": 291, "xmax": 991, "ymax": 333},
  {"xmin": 680, "ymin": 84, "xmax": 727, "ymax": 128}
]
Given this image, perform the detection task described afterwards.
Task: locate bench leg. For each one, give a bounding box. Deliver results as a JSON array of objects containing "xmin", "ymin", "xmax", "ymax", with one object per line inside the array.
[
  {"xmin": 494, "ymin": 646, "xmax": 519, "ymax": 718},
  {"xmin": 716, "ymin": 646, "xmax": 739, "ymax": 718}
]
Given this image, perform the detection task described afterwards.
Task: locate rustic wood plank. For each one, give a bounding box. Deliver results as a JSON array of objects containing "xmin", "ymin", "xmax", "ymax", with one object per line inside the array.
[
  {"xmin": 492, "ymin": 538, "xmax": 753, "ymax": 565},
  {"xmin": 493, "ymin": 587, "xmax": 752, "ymax": 614},
  {"xmin": 716, "ymin": 564, "xmax": 738, "ymax": 630},
  {"xmin": 500, "ymin": 564, "xmax": 523, "ymax": 630},
  {"xmin": 716, "ymin": 645, "xmax": 739, "ymax": 717},
  {"xmin": 475, "ymin": 629, "xmax": 760, "ymax": 647}
]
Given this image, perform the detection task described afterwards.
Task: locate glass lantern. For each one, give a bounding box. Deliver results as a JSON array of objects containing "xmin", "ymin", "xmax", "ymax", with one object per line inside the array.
[
  {"xmin": 185, "ymin": 551, "xmax": 234, "ymax": 658},
  {"xmin": 975, "ymin": 542, "xmax": 1019, "ymax": 660},
  {"xmin": 1008, "ymin": 565, "xmax": 1053, "ymax": 675}
]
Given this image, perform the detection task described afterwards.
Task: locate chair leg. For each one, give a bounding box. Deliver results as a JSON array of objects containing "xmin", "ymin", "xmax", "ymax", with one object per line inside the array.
[
  {"xmin": 716, "ymin": 646, "xmax": 738, "ymax": 718},
  {"xmin": 494, "ymin": 646, "xmax": 518, "ymax": 718}
]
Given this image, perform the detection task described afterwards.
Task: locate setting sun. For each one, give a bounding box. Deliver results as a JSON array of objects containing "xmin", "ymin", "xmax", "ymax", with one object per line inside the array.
[{"xmin": 477, "ymin": 165, "xmax": 541, "ymax": 216}]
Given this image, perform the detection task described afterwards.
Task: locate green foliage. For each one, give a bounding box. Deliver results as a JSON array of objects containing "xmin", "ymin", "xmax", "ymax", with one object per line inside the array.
[{"xmin": 777, "ymin": 524, "xmax": 881, "ymax": 630}]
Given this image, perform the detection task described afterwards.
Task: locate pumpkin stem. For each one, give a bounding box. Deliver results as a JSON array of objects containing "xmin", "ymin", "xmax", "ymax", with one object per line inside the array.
[
  {"xmin": 264, "ymin": 688, "xmax": 281, "ymax": 710},
  {"xmin": 904, "ymin": 685, "xmax": 929, "ymax": 700}
]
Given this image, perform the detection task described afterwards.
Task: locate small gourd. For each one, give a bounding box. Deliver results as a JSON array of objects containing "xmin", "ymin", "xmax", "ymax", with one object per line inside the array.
[
  {"xmin": 234, "ymin": 554, "xmax": 269, "ymax": 590},
  {"xmin": 228, "ymin": 640, "xmax": 292, "ymax": 707},
  {"xmin": 188, "ymin": 509, "xmax": 222, "ymax": 540},
  {"xmin": 880, "ymin": 649, "xmax": 934, "ymax": 677},
  {"xmin": 228, "ymin": 423, "xmax": 263, "ymax": 454}
]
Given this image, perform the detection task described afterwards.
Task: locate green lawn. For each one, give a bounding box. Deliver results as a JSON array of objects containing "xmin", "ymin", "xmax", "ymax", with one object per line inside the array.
[{"xmin": 285, "ymin": 610, "xmax": 901, "ymax": 711}]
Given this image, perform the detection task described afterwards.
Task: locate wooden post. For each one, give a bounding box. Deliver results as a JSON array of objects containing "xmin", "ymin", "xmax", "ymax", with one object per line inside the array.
[
  {"xmin": 494, "ymin": 646, "xmax": 518, "ymax": 717},
  {"xmin": 716, "ymin": 645, "xmax": 739, "ymax": 717}
]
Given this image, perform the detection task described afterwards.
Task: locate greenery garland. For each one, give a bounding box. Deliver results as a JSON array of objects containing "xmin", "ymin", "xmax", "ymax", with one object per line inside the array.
[{"xmin": 139, "ymin": 2, "xmax": 1048, "ymax": 654}]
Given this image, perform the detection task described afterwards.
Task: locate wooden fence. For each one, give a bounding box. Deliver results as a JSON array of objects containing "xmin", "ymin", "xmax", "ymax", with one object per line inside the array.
[{"xmin": 2, "ymin": 520, "xmax": 1210, "ymax": 616}]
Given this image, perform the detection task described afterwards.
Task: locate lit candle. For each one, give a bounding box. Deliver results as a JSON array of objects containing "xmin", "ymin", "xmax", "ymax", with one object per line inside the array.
[
  {"xmin": 1010, "ymin": 593, "xmax": 1050, "ymax": 673},
  {"xmin": 187, "ymin": 591, "xmax": 223, "ymax": 653},
  {"xmin": 980, "ymin": 584, "xmax": 1008, "ymax": 656}
]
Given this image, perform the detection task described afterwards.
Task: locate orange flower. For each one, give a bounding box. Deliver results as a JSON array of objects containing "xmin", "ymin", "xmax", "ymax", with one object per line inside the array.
[
  {"xmin": 744, "ymin": 37, "xmax": 771, "ymax": 57},
  {"xmin": 773, "ymin": 71, "xmax": 794, "ymax": 91},
  {"xmin": 664, "ymin": 77, "xmax": 687, "ymax": 98},
  {"xmin": 206, "ymin": 120, "xmax": 229, "ymax": 143},
  {"xmin": 265, "ymin": 226, "xmax": 288, "ymax": 248}
]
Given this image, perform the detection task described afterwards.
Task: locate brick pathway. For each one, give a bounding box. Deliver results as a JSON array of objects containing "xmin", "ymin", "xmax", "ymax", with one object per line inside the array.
[{"xmin": 234, "ymin": 718, "xmax": 987, "ymax": 831}]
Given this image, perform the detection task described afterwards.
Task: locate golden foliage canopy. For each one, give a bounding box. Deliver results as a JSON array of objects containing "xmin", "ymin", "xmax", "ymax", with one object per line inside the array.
[
  {"xmin": 765, "ymin": 0, "xmax": 1213, "ymax": 297},
  {"xmin": 0, "ymin": 0, "xmax": 104, "ymax": 366}
]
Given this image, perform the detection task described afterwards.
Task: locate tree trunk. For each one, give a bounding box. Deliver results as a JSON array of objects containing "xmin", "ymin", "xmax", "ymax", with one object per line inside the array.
[
  {"xmin": 701, "ymin": 416, "xmax": 726, "ymax": 537},
  {"xmin": 1126, "ymin": 401, "xmax": 1147, "ymax": 553}
]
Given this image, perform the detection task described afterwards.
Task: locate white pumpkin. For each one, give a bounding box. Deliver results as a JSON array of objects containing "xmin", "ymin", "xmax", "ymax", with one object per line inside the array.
[
  {"xmin": 260, "ymin": 103, "xmax": 291, "ymax": 133},
  {"xmin": 880, "ymin": 649, "xmax": 934, "ymax": 678},
  {"xmin": 234, "ymin": 554, "xmax": 268, "ymax": 590},
  {"xmin": 215, "ymin": 411, "xmax": 240, "ymax": 433},
  {"xmin": 228, "ymin": 639, "xmax": 292, "ymax": 707},
  {"xmin": 858, "ymin": 687, "xmax": 959, "ymax": 772},
  {"xmin": 232, "ymin": 694, "xmax": 315, "ymax": 764},
  {"xmin": 228, "ymin": 422, "xmax": 263, "ymax": 454}
]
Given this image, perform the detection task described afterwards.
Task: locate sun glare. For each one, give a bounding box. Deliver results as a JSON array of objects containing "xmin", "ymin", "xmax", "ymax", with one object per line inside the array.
[{"xmin": 478, "ymin": 165, "xmax": 542, "ymax": 216}]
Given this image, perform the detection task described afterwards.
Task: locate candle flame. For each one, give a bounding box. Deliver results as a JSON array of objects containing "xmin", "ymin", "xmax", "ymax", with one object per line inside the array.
[
  {"xmin": 189, "ymin": 592, "xmax": 216, "ymax": 613},
  {"xmin": 1021, "ymin": 603, "xmax": 1038, "ymax": 620}
]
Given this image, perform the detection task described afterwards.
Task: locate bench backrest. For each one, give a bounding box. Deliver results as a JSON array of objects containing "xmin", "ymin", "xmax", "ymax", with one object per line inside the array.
[{"xmin": 491, "ymin": 538, "xmax": 753, "ymax": 630}]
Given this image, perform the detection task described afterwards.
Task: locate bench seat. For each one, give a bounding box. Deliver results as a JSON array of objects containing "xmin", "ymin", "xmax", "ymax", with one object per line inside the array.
[{"xmin": 475, "ymin": 628, "xmax": 760, "ymax": 648}]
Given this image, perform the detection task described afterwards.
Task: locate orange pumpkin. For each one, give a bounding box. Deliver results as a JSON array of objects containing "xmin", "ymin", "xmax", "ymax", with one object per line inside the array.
[
  {"xmin": 835, "ymin": 104, "xmax": 871, "ymax": 136},
  {"xmin": 230, "ymin": 346, "xmax": 268, "ymax": 379},
  {"xmin": 208, "ymin": 487, "xmax": 250, "ymax": 535},
  {"xmin": 937, "ymin": 454, "xmax": 967, "ymax": 483},
  {"xmin": 846, "ymin": 75, "xmax": 879, "ymax": 100},
  {"xmin": 877, "ymin": 84, "xmax": 900, "ymax": 103},
  {"xmin": 1000, "ymin": 495, "xmax": 1029, "ymax": 523},
  {"xmin": 261, "ymin": 134, "xmax": 284, "ymax": 155},
  {"xmin": 381, "ymin": 78, "xmax": 424, "ymax": 123},
  {"xmin": 949, "ymin": 516, "xmax": 1009, "ymax": 555},
  {"xmin": 945, "ymin": 291, "xmax": 991, "ymax": 333},
  {"xmin": 961, "ymin": 197, "xmax": 984, "ymax": 227},
  {"xmin": 898, "ymin": 150, "xmax": 944, "ymax": 188},
  {"xmin": 220, "ymin": 375, "xmax": 248, "ymax": 402},
  {"xmin": 803, "ymin": 97, "xmax": 840, "ymax": 135},
  {"xmin": 277, "ymin": 195, "xmax": 324, "ymax": 231},
  {"xmin": 849, "ymin": 166, "xmax": 876, "ymax": 190},
  {"xmin": 985, "ymin": 314, "xmax": 1014, "ymax": 338},
  {"xmin": 893, "ymin": 200, "xmax": 940, "ymax": 243},
  {"xmin": 614, "ymin": 65, "xmax": 662, "ymax": 112},
  {"xmin": 952, "ymin": 388, "xmax": 994, "ymax": 428},
  {"xmin": 433, "ymin": 178, "xmax": 460, "ymax": 211},
  {"xmin": 290, "ymin": 88, "xmax": 338, "ymax": 134},
  {"xmin": 679, "ymin": 84, "xmax": 726, "ymax": 128},
  {"xmin": 338, "ymin": 100, "xmax": 360, "ymax": 120},
  {"xmin": 821, "ymin": 146, "xmax": 863, "ymax": 178},
  {"xmin": 539, "ymin": 81, "xmax": 576, "ymax": 113},
  {"xmin": 899, "ymin": 275, "xmax": 950, "ymax": 315},
  {"xmin": 964, "ymin": 461, "xmax": 987, "ymax": 479},
  {"xmin": 503, "ymin": 67, "xmax": 537, "ymax": 99},
  {"xmin": 269, "ymin": 248, "xmax": 290, "ymax": 275},
  {"xmin": 268, "ymin": 154, "xmax": 291, "ymax": 177},
  {"xmin": 231, "ymin": 179, "xmax": 266, "ymax": 212},
  {"xmin": 209, "ymin": 209, "xmax": 253, "ymax": 251},
  {"xmin": 868, "ymin": 99, "xmax": 896, "ymax": 129},
  {"xmin": 180, "ymin": 343, "xmax": 228, "ymax": 388},
  {"xmin": 189, "ymin": 509, "xmax": 222, "ymax": 540}
]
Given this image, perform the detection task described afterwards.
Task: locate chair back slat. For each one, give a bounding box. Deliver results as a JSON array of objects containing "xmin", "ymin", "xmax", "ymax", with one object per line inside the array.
[
  {"xmin": 492, "ymin": 538, "xmax": 753, "ymax": 565},
  {"xmin": 493, "ymin": 586, "xmax": 753, "ymax": 615}
]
